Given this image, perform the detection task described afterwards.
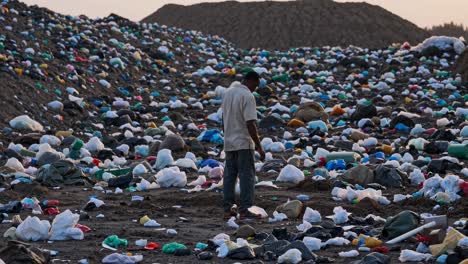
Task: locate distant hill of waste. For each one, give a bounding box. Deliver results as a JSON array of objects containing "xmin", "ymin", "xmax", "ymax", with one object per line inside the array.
[{"xmin": 142, "ymin": 0, "xmax": 430, "ymax": 50}]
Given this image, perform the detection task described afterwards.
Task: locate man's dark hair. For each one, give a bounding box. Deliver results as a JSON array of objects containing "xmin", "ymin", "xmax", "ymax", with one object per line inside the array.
[{"xmin": 244, "ymin": 71, "xmax": 260, "ymax": 81}]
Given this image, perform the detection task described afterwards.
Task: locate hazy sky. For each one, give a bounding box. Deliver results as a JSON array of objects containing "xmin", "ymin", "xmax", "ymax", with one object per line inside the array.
[{"xmin": 21, "ymin": 0, "xmax": 468, "ymax": 28}]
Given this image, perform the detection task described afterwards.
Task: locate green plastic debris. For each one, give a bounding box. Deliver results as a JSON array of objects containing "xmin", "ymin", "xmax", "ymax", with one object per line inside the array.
[
  {"xmin": 162, "ymin": 242, "xmax": 187, "ymax": 254},
  {"xmin": 337, "ymin": 94, "xmax": 347, "ymax": 100},
  {"xmin": 94, "ymin": 167, "xmax": 131, "ymax": 180},
  {"xmin": 195, "ymin": 242, "xmax": 208, "ymax": 250},
  {"xmin": 241, "ymin": 67, "xmax": 254, "ymax": 74},
  {"xmin": 315, "ymin": 77, "xmax": 325, "ymax": 83},
  {"xmin": 448, "ymin": 144, "xmax": 468, "ymax": 159},
  {"xmin": 272, "ymin": 74, "xmax": 289, "ymax": 82},
  {"xmin": 103, "ymin": 235, "xmax": 128, "ymax": 248},
  {"xmin": 436, "ymin": 71, "xmax": 449, "ymax": 77}
]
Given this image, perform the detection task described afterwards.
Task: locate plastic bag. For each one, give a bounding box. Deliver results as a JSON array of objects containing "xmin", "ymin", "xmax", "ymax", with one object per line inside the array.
[
  {"xmin": 209, "ymin": 166, "xmax": 224, "ymax": 179},
  {"xmin": 174, "ymin": 158, "xmax": 197, "ymax": 170},
  {"xmin": 15, "ymin": 216, "xmax": 50, "ymax": 241},
  {"xmin": 276, "ymin": 165, "xmax": 305, "ymax": 184},
  {"xmin": 303, "ymin": 207, "xmax": 321, "ymax": 223},
  {"xmin": 227, "ymin": 216, "xmax": 239, "ymax": 229},
  {"xmin": 9, "ymin": 115, "xmax": 43, "ymax": 131},
  {"xmin": 212, "ymin": 233, "xmax": 230, "ymax": 246},
  {"xmin": 136, "ymin": 178, "xmax": 158, "ymax": 191},
  {"xmin": 268, "ymin": 211, "xmax": 288, "ymax": 223},
  {"xmin": 409, "ymin": 169, "xmax": 425, "ymax": 186},
  {"xmin": 188, "ymin": 175, "xmax": 206, "ymax": 186},
  {"xmin": 102, "ymin": 253, "xmax": 142, "ymax": 263},
  {"xmin": 278, "ymin": 248, "xmax": 302, "ymax": 264},
  {"xmin": 5, "ymin": 158, "xmax": 25, "ymax": 172},
  {"xmin": 339, "ymin": 250, "xmax": 359, "ymax": 257},
  {"xmin": 398, "ymin": 249, "xmax": 432, "ymax": 262},
  {"xmin": 49, "ymin": 209, "xmax": 84, "ymax": 240},
  {"xmin": 332, "ymin": 206, "xmax": 349, "ymax": 224},
  {"xmin": 162, "ymin": 242, "xmax": 187, "ymax": 254},
  {"xmin": 303, "ymin": 237, "xmax": 321, "ymax": 251},
  {"xmin": 40, "ymin": 135, "xmax": 61, "ymax": 146},
  {"xmin": 154, "ymin": 149, "xmax": 174, "ymax": 170},
  {"xmin": 132, "ymin": 164, "xmax": 148, "ymax": 175},
  {"xmin": 85, "ymin": 137, "xmax": 104, "ymax": 152},
  {"xmin": 296, "ymin": 220, "xmax": 312, "ymax": 232},
  {"xmin": 324, "ymin": 237, "xmax": 350, "ymax": 246},
  {"xmin": 156, "ymin": 166, "xmax": 187, "ymax": 187}
]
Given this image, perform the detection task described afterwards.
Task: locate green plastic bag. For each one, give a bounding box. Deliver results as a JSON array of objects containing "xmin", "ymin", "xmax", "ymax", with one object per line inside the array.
[
  {"xmin": 382, "ymin": 211, "xmax": 419, "ymax": 239},
  {"xmin": 103, "ymin": 235, "xmax": 128, "ymax": 248},
  {"xmin": 162, "ymin": 242, "xmax": 187, "ymax": 254}
]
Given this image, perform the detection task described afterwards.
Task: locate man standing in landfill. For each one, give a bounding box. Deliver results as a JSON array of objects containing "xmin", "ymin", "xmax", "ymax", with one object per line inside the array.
[{"xmin": 222, "ymin": 71, "xmax": 265, "ymax": 221}]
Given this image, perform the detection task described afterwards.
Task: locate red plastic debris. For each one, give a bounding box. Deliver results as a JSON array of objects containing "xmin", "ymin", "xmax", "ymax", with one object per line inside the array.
[
  {"xmin": 460, "ymin": 181, "xmax": 468, "ymax": 197},
  {"xmin": 144, "ymin": 242, "xmax": 160, "ymax": 250},
  {"xmin": 372, "ymin": 246, "xmax": 389, "ymax": 253},
  {"xmin": 75, "ymin": 224, "xmax": 91, "ymax": 232},
  {"xmin": 43, "ymin": 207, "xmax": 60, "ymax": 215},
  {"xmin": 416, "ymin": 234, "xmax": 431, "ymax": 243}
]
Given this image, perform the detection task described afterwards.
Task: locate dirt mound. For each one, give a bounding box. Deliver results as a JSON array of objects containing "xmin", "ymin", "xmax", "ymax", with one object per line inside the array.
[
  {"xmin": 142, "ymin": 0, "xmax": 430, "ymax": 50},
  {"xmin": 456, "ymin": 49, "xmax": 468, "ymax": 83}
]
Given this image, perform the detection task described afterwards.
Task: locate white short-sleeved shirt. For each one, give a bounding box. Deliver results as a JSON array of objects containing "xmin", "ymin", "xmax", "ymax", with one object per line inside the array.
[{"xmin": 222, "ymin": 81, "xmax": 257, "ymax": 151}]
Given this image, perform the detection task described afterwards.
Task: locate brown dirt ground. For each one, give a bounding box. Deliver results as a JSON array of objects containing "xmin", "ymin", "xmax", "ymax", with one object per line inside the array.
[{"xmin": 0, "ymin": 170, "xmax": 464, "ymax": 263}]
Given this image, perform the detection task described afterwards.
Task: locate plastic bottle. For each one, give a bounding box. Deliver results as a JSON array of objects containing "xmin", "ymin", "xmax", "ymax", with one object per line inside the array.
[
  {"xmin": 326, "ymin": 152, "xmax": 359, "ymax": 163},
  {"xmin": 448, "ymin": 144, "xmax": 468, "ymax": 159}
]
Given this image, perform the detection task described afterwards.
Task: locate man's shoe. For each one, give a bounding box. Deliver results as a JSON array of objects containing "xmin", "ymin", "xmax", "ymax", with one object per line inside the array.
[
  {"xmin": 223, "ymin": 207, "xmax": 238, "ymax": 220},
  {"xmin": 238, "ymin": 210, "xmax": 263, "ymax": 222}
]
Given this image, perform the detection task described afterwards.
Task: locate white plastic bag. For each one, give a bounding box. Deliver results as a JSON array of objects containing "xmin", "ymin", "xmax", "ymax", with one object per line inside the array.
[
  {"xmin": 15, "ymin": 216, "xmax": 50, "ymax": 241},
  {"xmin": 268, "ymin": 211, "xmax": 288, "ymax": 223},
  {"xmin": 40, "ymin": 135, "xmax": 61, "ymax": 146},
  {"xmin": 398, "ymin": 249, "xmax": 432, "ymax": 262},
  {"xmin": 154, "ymin": 149, "xmax": 174, "ymax": 170},
  {"xmin": 332, "ymin": 206, "xmax": 349, "ymax": 224},
  {"xmin": 188, "ymin": 175, "xmax": 206, "ymax": 186},
  {"xmin": 278, "ymin": 248, "xmax": 302, "ymax": 264},
  {"xmin": 409, "ymin": 169, "xmax": 425, "ymax": 186},
  {"xmin": 276, "ymin": 165, "xmax": 305, "ymax": 184},
  {"xmin": 85, "ymin": 137, "xmax": 104, "ymax": 152},
  {"xmin": 132, "ymin": 164, "xmax": 148, "ymax": 175},
  {"xmin": 102, "ymin": 253, "xmax": 143, "ymax": 263},
  {"xmin": 458, "ymin": 237, "xmax": 468, "ymax": 247},
  {"xmin": 212, "ymin": 233, "xmax": 230, "ymax": 246},
  {"xmin": 296, "ymin": 220, "xmax": 312, "ymax": 232},
  {"xmin": 303, "ymin": 207, "xmax": 322, "ymax": 223},
  {"xmin": 5, "ymin": 158, "xmax": 25, "ymax": 172},
  {"xmin": 136, "ymin": 180, "xmax": 157, "ymax": 191},
  {"xmin": 339, "ymin": 250, "xmax": 359, "ymax": 257},
  {"xmin": 303, "ymin": 237, "xmax": 321, "ymax": 251},
  {"xmin": 155, "ymin": 166, "xmax": 187, "ymax": 187},
  {"xmin": 324, "ymin": 237, "xmax": 350, "ymax": 246},
  {"xmin": 9, "ymin": 115, "xmax": 43, "ymax": 131},
  {"xmin": 49, "ymin": 209, "xmax": 84, "ymax": 240},
  {"xmin": 174, "ymin": 158, "xmax": 197, "ymax": 170},
  {"xmin": 227, "ymin": 216, "xmax": 239, "ymax": 229}
]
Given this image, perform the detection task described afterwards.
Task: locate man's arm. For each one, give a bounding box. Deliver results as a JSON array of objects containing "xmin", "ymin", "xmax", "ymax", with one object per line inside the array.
[{"xmin": 247, "ymin": 120, "xmax": 265, "ymax": 161}]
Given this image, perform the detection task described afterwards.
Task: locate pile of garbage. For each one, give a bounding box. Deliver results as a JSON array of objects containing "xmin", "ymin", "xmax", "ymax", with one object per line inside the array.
[
  {"xmin": 142, "ymin": 0, "xmax": 430, "ymax": 50},
  {"xmin": 0, "ymin": 0, "xmax": 467, "ymax": 263}
]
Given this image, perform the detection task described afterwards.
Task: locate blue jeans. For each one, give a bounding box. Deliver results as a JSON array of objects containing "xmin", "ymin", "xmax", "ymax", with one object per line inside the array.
[{"xmin": 223, "ymin": 149, "xmax": 256, "ymax": 212}]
